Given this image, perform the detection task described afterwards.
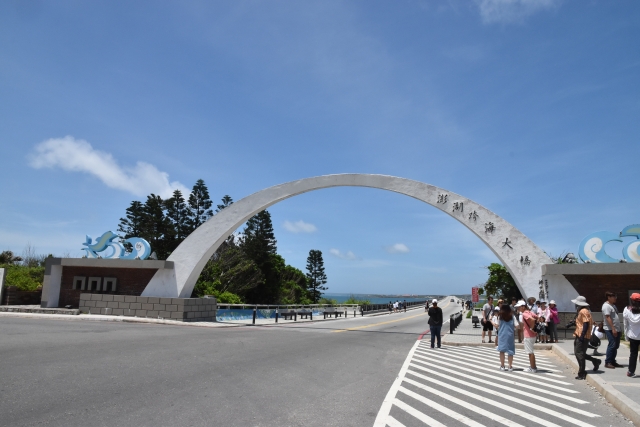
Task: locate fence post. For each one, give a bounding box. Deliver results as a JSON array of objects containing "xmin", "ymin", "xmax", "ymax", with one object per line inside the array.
[
  {"xmin": 252, "ymin": 307, "xmax": 257, "ymax": 325},
  {"xmin": 450, "ymin": 314, "xmax": 454, "ymax": 334},
  {"xmin": 275, "ymin": 307, "xmax": 278, "ymax": 323}
]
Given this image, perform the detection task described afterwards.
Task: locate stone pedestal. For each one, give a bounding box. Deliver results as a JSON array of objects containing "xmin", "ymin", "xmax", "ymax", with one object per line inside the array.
[{"xmin": 78, "ymin": 294, "xmax": 216, "ymax": 322}]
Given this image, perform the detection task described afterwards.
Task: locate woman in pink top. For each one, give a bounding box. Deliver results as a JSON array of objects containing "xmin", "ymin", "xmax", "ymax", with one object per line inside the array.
[
  {"xmin": 548, "ymin": 300, "xmax": 560, "ymax": 343},
  {"xmin": 517, "ymin": 300, "xmax": 539, "ymax": 373}
]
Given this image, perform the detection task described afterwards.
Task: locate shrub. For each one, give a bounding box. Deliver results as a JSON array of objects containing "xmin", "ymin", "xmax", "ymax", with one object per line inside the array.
[{"xmin": 1, "ymin": 264, "xmax": 44, "ymax": 291}]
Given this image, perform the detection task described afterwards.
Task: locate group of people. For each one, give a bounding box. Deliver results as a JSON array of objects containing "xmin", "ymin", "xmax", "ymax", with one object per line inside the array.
[
  {"xmin": 570, "ymin": 291, "xmax": 640, "ymax": 379},
  {"xmin": 481, "ymin": 296, "xmax": 559, "ymax": 345},
  {"xmin": 388, "ymin": 300, "xmax": 407, "ymax": 314},
  {"xmin": 478, "ymin": 291, "xmax": 640, "ymax": 380}
]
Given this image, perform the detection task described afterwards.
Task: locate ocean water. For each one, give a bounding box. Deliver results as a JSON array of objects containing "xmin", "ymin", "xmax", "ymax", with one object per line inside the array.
[{"xmin": 322, "ymin": 293, "xmax": 430, "ymax": 305}]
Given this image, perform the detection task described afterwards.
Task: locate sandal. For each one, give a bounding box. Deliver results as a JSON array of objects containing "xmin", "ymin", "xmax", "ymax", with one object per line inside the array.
[{"xmin": 482, "ymin": 340, "xmax": 486, "ymax": 343}]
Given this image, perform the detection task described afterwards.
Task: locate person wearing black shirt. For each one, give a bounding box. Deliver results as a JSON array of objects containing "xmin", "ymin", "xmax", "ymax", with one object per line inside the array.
[{"xmin": 428, "ymin": 299, "xmax": 444, "ymax": 348}]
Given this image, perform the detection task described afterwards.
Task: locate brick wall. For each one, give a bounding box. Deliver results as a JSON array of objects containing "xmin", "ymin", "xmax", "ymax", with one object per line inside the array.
[
  {"xmin": 78, "ymin": 294, "xmax": 216, "ymax": 322},
  {"xmin": 59, "ymin": 267, "xmax": 158, "ymax": 308},
  {"xmin": 564, "ymin": 274, "xmax": 640, "ymax": 312},
  {"xmin": 2, "ymin": 287, "xmax": 42, "ymax": 305}
]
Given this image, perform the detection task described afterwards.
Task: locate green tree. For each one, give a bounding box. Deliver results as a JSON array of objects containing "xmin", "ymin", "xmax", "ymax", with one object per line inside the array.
[
  {"xmin": 216, "ymin": 195, "xmax": 233, "ymax": 213},
  {"xmin": 479, "ymin": 263, "xmax": 522, "ymax": 301},
  {"xmin": 188, "ymin": 179, "xmax": 214, "ymax": 230},
  {"xmin": 242, "ymin": 210, "xmax": 280, "ymax": 303},
  {"xmin": 0, "ymin": 250, "xmax": 22, "ymax": 265},
  {"xmin": 140, "ymin": 194, "xmax": 175, "ymax": 260},
  {"xmin": 165, "ymin": 189, "xmax": 191, "ymax": 245},
  {"xmin": 306, "ymin": 249, "xmax": 328, "ymax": 303},
  {"xmin": 117, "ymin": 201, "xmax": 145, "ymax": 239}
]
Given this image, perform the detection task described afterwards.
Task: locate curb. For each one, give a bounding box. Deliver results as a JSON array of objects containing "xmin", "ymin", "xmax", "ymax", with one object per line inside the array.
[{"xmin": 551, "ymin": 343, "xmax": 640, "ymax": 425}]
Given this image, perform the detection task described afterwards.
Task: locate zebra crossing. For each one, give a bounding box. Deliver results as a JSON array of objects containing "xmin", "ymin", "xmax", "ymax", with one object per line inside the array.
[{"xmin": 373, "ymin": 340, "xmax": 608, "ymax": 427}]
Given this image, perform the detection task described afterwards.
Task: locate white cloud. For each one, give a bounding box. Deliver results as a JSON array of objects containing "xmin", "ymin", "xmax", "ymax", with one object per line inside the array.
[
  {"xmin": 476, "ymin": 0, "xmax": 560, "ymax": 24},
  {"xmin": 329, "ymin": 248, "xmax": 359, "ymax": 260},
  {"xmin": 283, "ymin": 220, "xmax": 317, "ymax": 233},
  {"xmin": 28, "ymin": 136, "xmax": 189, "ymax": 198},
  {"xmin": 385, "ymin": 243, "xmax": 410, "ymax": 254}
]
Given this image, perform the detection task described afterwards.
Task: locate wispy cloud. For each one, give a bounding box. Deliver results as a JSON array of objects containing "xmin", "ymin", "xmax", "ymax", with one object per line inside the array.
[
  {"xmin": 28, "ymin": 136, "xmax": 188, "ymax": 198},
  {"xmin": 385, "ymin": 243, "xmax": 410, "ymax": 254},
  {"xmin": 283, "ymin": 220, "xmax": 317, "ymax": 233},
  {"xmin": 329, "ymin": 248, "xmax": 359, "ymax": 260},
  {"xmin": 476, "ymin": 0, "xmax": 561, "ymax": 24}
]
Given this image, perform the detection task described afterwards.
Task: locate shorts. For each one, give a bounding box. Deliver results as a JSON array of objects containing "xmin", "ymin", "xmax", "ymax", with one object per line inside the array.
[
  {"xmin": 524, "ymin": 337, "xmax": 536, "ymax": 354},
  {"xmin": 482, "ymin": 320, "xmax": 493, "ymax": 331}
]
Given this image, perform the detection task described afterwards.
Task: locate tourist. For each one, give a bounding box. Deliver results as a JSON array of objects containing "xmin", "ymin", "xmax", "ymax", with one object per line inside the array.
[
  {"xmin": 491, "ymin": 306, "xmax": 501, "ymax": 347},
  {"xmin": 548, "ymin": 300, "xmax": 559, "ymax": 343},
  {"xmin": 428, "ymin": 299, "xmax": 443, "ymax": 348},
  {"xmin": 538, "ymin": 301, "xmax": 549, "ymax": 344},
  {"xmin": 517, "ymin": 300, "xmax": 538, "ymax": 373},
  {"xmin": 512, "ymin": 298, "xmax": 523, "ymax": 343},
  {"xmin": 388, "ymin": 301, "xmax": 393, "ymax": 315},
  {"xmin": 623, "ymin": 293, "xmax": 640, "ymax": 377},
  {"xmin": 497, "ymin": 303, "xmax": 517, "ymax": 371},
  {"xmin": 572, "ymin": 296, "xmax": 601, "ymax": 379},
  {"xmin": 482, "ymin": 296, "xmax": 494, "ymax": 343},
  {"xmin": 403, "ymin": 299, "xmax": 407, "ymax": 313},
  {"xmin": 527, "ymin": 297, "xmax": 538, "ymax": 314},
  {"xmin": 602, "ymin": 291, "xmax": 622, "ymax": 369}
]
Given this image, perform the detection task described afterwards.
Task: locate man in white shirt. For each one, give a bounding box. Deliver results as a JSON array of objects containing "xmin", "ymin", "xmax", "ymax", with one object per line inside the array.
[
  {"xmin": 602, "ymin": 291, "xmax": 622, "ymax": 369},
  {"xmin": 482, "ymin": 296, "xmax": 494, "ymax": 343}
]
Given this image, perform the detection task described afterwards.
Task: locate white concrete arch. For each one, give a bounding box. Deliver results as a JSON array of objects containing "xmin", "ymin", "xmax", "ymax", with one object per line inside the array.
[{"xmin": 142, "ymin": 174, "xmax": 554, "ymax": 301}]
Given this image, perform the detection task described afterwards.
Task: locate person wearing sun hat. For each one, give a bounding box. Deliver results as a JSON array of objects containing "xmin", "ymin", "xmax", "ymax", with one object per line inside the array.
[
  {"xmin": 623, "ymin": 293, "xmax": 640, "ymax": 377},
  {"xmin": 572, "ymin": 295, "xmax": 601, "ymax": 379}
]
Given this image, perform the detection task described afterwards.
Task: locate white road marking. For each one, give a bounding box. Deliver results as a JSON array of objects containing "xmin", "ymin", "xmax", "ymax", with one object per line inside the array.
[
  {"xmin": 407, "ymin": 366, "xmax": 600, "ymax": 419},
  {"xmin": 402, "ymin": 376, "xmax": 527, "ymax": 427},
  {"xmin": 407, "ymin": 359, "xmax": 593, "ymax": 412},
  {"xmin": 372, "ymin": 340, "xmax": 420, "ymax": 427},
  {"xmin": 392, "ymin": 398, "xmax": 447, "ymax": 427},
  {"xmin": 414, "ymin": 350, "xmax": 577, "ymax": 392},
  {"xmin": 374, "ymin": 341, "xmax": 597, "ymax": 427},
  {"xmin": 398, "ymin": 386, "xmax": 487, "ymax": 427},
  {"xmin": 385, "ymin": 415, "xmax": 406, "ymax": 427},
  {"xmin": 434, "ymin": 346, "xmax": 568, "ymax": 380}
]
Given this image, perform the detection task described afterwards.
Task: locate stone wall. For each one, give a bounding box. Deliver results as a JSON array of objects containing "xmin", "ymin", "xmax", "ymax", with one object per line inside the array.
[
  {"xmin": 59, "ymin": 267, "xmax": 158, "ymax": 308},
  {"xmin": 78, "ymin": 294, "xmax": 216, "ymax": 322},
  {"xmin": 2, "ymin": 286, "xmax": 42, "ymax": 305}
]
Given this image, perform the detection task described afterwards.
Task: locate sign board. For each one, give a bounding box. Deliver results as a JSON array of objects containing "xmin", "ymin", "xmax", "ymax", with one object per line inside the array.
[{"xmin": 471, "ymin": 287, "xmax": 479, "ymax": 303}]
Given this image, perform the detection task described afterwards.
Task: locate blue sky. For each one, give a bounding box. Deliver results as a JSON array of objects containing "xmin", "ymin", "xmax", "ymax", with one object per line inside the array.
[{"xmin": 1, "ymin": 0, "xmax": 639, "ymax": 295}]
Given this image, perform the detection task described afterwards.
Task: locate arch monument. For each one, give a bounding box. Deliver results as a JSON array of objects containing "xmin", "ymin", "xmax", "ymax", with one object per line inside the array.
[{"xmin": 141, "ymin": 174, "xmax": 578, "ymax": 309}]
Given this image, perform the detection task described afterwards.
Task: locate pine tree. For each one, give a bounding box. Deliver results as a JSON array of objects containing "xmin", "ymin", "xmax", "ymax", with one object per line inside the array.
[
  {"xmin": 165, "ymin": 189, "xmax": 191, "ymax": 243},
  {"xmin": 117, "ymin": 201, "xmax": 144, "ymax": 238},
  {"xmin": 216, "ymin": 195, "xmax": 233, "ymax": 213},
  {"xmin": 187, "ymin": 179, "xmax": 214, "ymax": 230},
  {"xmin": 242, "ymin": 210, "xmax": 278, "ymax": 303},
  {"xmin": 140, "ymin": 194, "xmax": 174, "ymax": 260},
  {"xmin": 306, "ymin": 249, "xmax": 327, "ymax": 303}
]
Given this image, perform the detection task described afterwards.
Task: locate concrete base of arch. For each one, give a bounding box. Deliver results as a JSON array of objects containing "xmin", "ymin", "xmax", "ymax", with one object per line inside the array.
[{"xmin": 141, "ymin": 174, "xmax": 565, "ymax": 307}]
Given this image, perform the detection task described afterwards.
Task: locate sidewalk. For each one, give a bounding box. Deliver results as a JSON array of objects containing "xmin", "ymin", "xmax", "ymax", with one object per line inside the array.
[{"xmin": 552, "ymin": 337, "xmax": 640, "ymax": 425}]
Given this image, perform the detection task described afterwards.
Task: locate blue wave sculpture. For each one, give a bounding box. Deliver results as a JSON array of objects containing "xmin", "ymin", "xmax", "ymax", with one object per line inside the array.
[
  {"xmin": 578, "ymin": 231, "xmax": 621, "ymax": 263},
  {"xmin": 82, "ymin": 231, "xmax": 151, "ymax": 260}
]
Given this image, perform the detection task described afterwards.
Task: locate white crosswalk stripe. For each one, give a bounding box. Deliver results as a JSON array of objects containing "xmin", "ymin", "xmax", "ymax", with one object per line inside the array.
[{"xmin": 374, "ymin": 343, "xmax": 601, "ymax": 427}]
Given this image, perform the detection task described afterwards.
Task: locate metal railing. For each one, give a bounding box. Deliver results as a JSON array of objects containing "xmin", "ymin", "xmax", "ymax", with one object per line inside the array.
[{"xmin": 449, "ymin": 312, "xmax": 463, "ymax": 334}]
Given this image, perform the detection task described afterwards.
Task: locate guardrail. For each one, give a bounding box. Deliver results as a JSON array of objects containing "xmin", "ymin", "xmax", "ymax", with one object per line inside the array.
[
  {"xmin": 360, "ymin": 300, "xmax": 428, "ymax": 315},
  {"xmin": 449, "ymin": 312, "xmax": 463, "ymax": 334},
  {"xmin": 215, "ymin": 300, "xmax": 429, "ymax": 322}
]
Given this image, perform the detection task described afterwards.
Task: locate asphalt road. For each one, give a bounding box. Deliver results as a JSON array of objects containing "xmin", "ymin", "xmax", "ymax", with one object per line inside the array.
[{"xmin": 0, "ymin": 298, "xmax": 461, "ymax": 427}]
